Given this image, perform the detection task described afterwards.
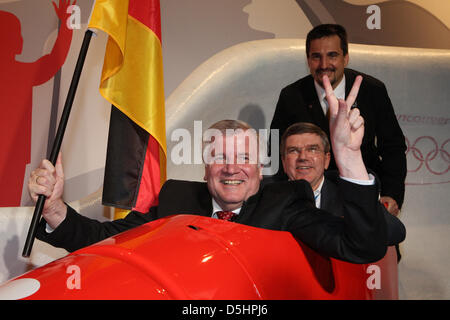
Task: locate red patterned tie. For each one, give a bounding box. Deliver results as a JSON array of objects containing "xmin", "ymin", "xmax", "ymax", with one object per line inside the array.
[{"xmin": 216, "ymin": 211, "xmax": 236, "ymax": 221}]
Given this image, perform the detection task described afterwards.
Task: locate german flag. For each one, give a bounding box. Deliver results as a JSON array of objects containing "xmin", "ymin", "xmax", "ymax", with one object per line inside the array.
[{"xmin": 88, "ymin": 0, "xmax": 166, "ymax": 218}]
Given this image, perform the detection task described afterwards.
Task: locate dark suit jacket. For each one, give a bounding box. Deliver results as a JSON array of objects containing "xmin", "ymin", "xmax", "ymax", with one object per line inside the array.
[
  {"xmin": 321, "ymin": 172, "xmax": 405, "ymax": 247},
  {"xmin": 262, "ymin": 172, "xmax": 406, "ymax": 247},
  {"xmin": 270, "ymin": 68, "xmax": 407, "ymax": 208},
  {"xmin": 37, "ymin": 178, "xmax": 388, "ymax": 264}
]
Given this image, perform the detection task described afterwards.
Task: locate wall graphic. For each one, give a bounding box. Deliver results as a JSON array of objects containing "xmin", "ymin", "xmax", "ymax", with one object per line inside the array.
[
  {"xmin": 0, "ymin": 0, "xmax": 109, "ymax": 208},
  {"xmin": 0, "ymin": 1, "xmax": 73, "ymax": 206}
]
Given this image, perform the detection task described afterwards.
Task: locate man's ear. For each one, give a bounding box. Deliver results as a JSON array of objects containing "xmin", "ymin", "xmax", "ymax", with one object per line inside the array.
[
  {"xmin": 344, "ymin": 53, "xmax": 349, "ymax": 67},
  {"xmin": 324, "ymin": 152, "xmax": 331, "ymax": 169},
  {"xmin": 203, "ymin": 165, "xmax": 209, "ymax": 181},
  {"xmin": 281, "ymin": 156, "xmax": 287, "ymax": 174}
]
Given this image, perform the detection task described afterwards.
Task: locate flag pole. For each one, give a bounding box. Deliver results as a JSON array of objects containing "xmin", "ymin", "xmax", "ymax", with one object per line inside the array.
[{"xmin": 22, "ymin": 29, "xmax": 94, "ymax": 258}]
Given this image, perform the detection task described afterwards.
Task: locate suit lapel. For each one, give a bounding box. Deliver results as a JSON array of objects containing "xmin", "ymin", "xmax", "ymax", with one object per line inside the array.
[
  {"xmin": 233, "ymin": 189, "xmax": 260, "ymax": 223},
  {"xmin": 320, "ymin": 179, "xmax": 344, "ymax": 217},
  {"xmin": 301, "ymin": 76, "xmax": 329, "ymax": 135},
  {"xmin": 193, "ymin": 184, "xmax": 213, "ymax": 217},
  {"xmin": 344, "ymin": 69, "xmax": 354, "ymax": 98},
  {"xmin": 344, "ymin": 69, "xmax": 359, "ymax": 109},
  {"xmin": 158, "ymin": 180, "xmax": 213, "ymax": 218},
  {"xmin": 320, "ymin": 179, "xmax": 333, "ymax": 211}
]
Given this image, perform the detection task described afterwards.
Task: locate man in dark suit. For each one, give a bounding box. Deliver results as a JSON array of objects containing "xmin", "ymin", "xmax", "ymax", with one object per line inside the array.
[
  {"xmin": 274, "ymin": 121, "xmax": 405, "ymax": 249},
  {"xmin": 270, "ymin": 24, "xmax": 407, "ymax": 216},
  {"xmin": 28, "ymin": 77, "xmax": 400, "ymax": 263}
]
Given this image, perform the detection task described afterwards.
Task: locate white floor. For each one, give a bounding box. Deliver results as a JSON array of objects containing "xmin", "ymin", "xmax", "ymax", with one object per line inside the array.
[{"xmin": 398, "ymin": 224, "xmax": 450, "ymax": 299}]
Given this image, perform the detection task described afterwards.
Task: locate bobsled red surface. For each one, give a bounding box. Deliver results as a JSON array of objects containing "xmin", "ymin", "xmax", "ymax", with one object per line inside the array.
[{"xmin": 4, "ymin": 215, "xmax": 398, "ymax": 299}]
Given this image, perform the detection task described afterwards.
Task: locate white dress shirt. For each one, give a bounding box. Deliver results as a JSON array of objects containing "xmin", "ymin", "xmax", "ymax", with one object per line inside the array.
[
  {"xmin": 313, "ymin": 177, "xmax": 325, "ymax": 208},
  {"xmin": 211, "ymin": 198, "xmax": 241, "ymax": 219},
  {"xmin": 314, "ymin": 75, "xmax": 346, "ymax": 115},
  {"xmin": 314, "ymin": 174, "xmax": 375, "ymax": 209}
]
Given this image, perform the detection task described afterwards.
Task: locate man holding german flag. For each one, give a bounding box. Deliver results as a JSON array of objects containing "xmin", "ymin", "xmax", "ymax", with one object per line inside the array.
[{"xmin": 89, "ymin": 0, "xmax": 166, "ymax": 218}]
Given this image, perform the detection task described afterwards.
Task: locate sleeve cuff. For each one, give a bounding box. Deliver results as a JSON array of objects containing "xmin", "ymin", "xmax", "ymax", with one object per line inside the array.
[
  {"xmin": 340, "ymin": 173, "xmax": 375, "ymax": 185},
  {"xmin": 45, "ymin": 223, "xmax": 55, "ymax": 233}
]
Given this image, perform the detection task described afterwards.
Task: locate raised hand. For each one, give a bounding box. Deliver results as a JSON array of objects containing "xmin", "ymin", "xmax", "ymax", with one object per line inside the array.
[
  {"xmin": 52, "ymin": 0, "xmax": 77, "ymax": 21},
  {"xmin": 323, "ymin": 74, "xmax": 368, "ymax": 180},
  {"xmin": 28, "ymin": 153, "xmax": 67, "ymax": 229},
  {"xmin": 380, "ymin": 196, "xmax": 400, "ymax": 216}
]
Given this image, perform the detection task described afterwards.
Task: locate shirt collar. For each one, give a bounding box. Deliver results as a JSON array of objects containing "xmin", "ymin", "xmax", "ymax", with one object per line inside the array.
[
  {"xmin": 314, "ymin": 176, "xmax": 325, "ymax": 197},
  {"xmin": 211, "ymin": 198, "xmax": 241, "ymax": 216},
  {"xmin": 313, "ymin": 176, "xmax": 325, "ymax": 208},
  {"xmin": 314, "ymin": 75, "xmax": 346, "ymax": 114}
]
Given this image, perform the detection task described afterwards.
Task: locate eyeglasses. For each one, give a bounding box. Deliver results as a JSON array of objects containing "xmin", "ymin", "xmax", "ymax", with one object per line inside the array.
[{"xmin": 285, "ymin": 145, "xmax": 324, "ymax": 156}]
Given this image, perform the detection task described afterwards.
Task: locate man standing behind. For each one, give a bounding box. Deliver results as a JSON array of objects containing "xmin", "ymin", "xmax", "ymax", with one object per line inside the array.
[{"xmin": 270, "ymin": 24, "xmax": 407, "ymax": 215}]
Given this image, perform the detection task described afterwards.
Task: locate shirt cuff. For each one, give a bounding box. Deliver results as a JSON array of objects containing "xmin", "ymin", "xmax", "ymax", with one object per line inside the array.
[
  {"xmin": 340, "ymin": 173, "xmax": 375, "ymax": 185},
  {"xmin": 45, "ymin": 223, "xmax": 55, "ymax": 233}
]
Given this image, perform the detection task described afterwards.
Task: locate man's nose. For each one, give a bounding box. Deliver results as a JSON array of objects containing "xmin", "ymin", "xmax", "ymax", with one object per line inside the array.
[
  {"xmin": 296, "ymin": 150, "xmax": 309, "ymax": 160},
  {"xmin": 319, "ymin": 56, "xmax": 328, "ymax": 69},
  {"xmin": 223, "ymin": 163, "xmax": 240, "ymax": 174}
]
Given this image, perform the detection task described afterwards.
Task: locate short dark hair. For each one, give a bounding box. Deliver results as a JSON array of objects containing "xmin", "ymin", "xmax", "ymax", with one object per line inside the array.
[
  {"xmin": 306, "ymin": 24, "xmax": 348, "ymax": 58},
  {"xmin": 280, "ymin": 122, "xmax": 330, "ymax": 156}
]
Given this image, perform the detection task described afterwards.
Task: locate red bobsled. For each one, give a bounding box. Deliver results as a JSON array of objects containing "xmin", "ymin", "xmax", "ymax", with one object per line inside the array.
[{"xmin": 0, "ymin": 215, "xmax": 398, "ymax": 299}]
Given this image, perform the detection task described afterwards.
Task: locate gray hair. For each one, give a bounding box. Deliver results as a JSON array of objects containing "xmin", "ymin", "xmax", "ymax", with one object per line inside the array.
[{"xmin": 202, "ymin": 119, "xmax": 263, "ymax": 165}]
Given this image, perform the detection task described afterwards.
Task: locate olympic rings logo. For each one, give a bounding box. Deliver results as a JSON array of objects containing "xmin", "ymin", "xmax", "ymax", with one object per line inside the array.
[{"xmin": 405, "ymin": 136, "xmax": 449, "ymax": 185}]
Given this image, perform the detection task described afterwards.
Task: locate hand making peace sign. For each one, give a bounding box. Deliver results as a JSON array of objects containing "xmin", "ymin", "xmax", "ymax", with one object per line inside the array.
[{"xmin": 323, "ymin": 74, "xmax": 369, "ymax": 180}]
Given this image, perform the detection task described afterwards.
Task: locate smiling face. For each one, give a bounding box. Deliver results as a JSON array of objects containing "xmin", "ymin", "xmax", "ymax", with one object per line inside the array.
[
  {"xmin": 282, "ymin": 133, "xmax": 331, "ymax": 190},
  {"xmin": 203, "ymin": 130, "xmax": 262, "ymax": 211},
  {"xmin": 307, "ymin": 35, "xmax": 349, "ymax": 89}
]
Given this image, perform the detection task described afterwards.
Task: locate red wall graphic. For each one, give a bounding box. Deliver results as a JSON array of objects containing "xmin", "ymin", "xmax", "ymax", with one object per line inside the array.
[{"xmin": 0, "ymin": 1, "xmax": 73, "ymax": 206}]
